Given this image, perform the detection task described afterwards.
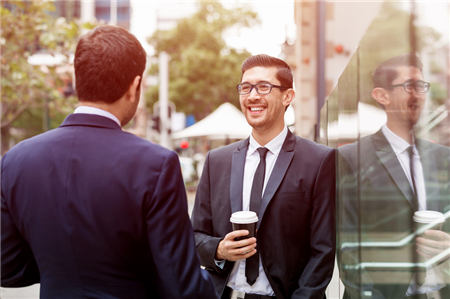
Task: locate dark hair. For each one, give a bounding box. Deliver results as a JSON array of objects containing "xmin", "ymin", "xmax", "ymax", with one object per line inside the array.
[
  {"xmin": 372, "ymin": 54, "xmax": 423, "ymax": 89},
  {"xmin": 74, "ymin": 25, "xmax": 146, "ymax": 103},
  {"xmin": 241, "ymin": 54, "xmax": 293, "ymax": 89}
]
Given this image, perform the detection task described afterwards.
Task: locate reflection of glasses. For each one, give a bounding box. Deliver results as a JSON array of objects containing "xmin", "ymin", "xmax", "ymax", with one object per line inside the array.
[
  {"xmin": 237, "ymin": 82, "xmax": 288, "ymax": 95},
  {"xmin": 390, "ymin": 80, "xmax": 430, "ymax": 94}
]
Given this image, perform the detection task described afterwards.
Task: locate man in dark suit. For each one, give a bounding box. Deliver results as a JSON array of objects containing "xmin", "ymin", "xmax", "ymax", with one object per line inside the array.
[
  {"xmin": 337, "ymin": 54, "xmax": 450, "ymax": 298},
  {"xmin": 1, "ymin": 25, "xmax": 216, "ymax": 299},
  {"xmin": 192, "ymin": 54, "xmax": 336, "ymax": 299}
]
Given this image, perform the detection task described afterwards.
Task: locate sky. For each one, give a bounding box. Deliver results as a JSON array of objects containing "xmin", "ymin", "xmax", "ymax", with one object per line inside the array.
[{"xmin": 130, "ymin": 0, "xmax": 295, "ymax": 57}]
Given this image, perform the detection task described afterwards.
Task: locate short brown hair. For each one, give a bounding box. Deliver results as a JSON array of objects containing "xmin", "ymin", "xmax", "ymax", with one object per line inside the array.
[
  {"xmin": 74, "ymin": 25, "xmax": 146, "ymax": 103},
  {"xmin": 241, "ymin": 54, "xmax": 293, "ymax": 89},
  {"xmin": 372, "ymin": 54, "xmax": 423, "ymax": 89}
]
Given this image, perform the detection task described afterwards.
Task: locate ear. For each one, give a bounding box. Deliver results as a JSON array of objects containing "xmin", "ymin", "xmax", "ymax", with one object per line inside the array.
[
  {"xmin": 282, "ymin": 89, "xmax": 295, "ymax": 107},
  {"xmin": 371, "ymin": 87, "xmax": 390, "ymax": 107},
  {"xmin": 126, "ymin": 75, "xmax": 141, "ymax": 103}
]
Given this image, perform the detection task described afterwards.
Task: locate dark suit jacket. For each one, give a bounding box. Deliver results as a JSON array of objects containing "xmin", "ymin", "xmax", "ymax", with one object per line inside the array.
[
  {"xmin": 1, "ymin": 113, "xmax": 216, "ymax": 299},
  {"xmin": 192, "ymin": 130, "xmax": 336, "ymax": 299},
  {"xmin": 337, "ymin": 130, "xmax": 450, "ymax": 299}
]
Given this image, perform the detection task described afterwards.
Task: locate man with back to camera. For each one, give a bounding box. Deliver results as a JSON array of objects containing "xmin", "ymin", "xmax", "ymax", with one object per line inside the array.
[
  {"xmin": 337, "ymin": 54, "xmax": 450, "ymax": 298},
  {"xmin": 192, "ymin": 54, "xmax": 336, "ymax": 299},
  {"xmin": 1, "ymin": 25, "xmax": 216, "ymax": 299}
]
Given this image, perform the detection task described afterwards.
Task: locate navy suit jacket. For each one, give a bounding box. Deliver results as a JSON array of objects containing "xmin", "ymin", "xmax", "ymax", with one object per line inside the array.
[
  {"xmin": 192, "ymin": 130, "xmax": 336, "ymax": 299},
  {"xmin": 1, "ymin": 113, "xmax": 216, "ymax": 298}
]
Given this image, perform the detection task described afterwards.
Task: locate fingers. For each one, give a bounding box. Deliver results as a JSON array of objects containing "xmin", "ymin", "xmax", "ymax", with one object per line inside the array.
[
  {"xmin": 421, "ymin": 230, "xmax": 450, "ymax": 241},
  {"xmin": 224, "ymin": 230, "xmax": 250, "ymax": 241},
  {"xmin": 416, "ymin": 237, "xmax": 449, "ymax": 251},
  {"xmin": 216, "ymin": 231, "xmax": 257, "ymax": 261},
  {"xmin": 416, "ymin": 231, "xmax": 450, "ymax": 259},
  {"xmin": 416, "ymin": 243, "xmax": 444, "ymax": 259}
]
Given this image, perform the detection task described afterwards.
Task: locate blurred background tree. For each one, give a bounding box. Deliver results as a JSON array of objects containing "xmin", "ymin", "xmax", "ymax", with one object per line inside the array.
[
  {"xmin": 146, "ymin": 0, "xmax": 259, "ymax": 120},
  {"xmin": 1, "ymin": 1, "xmax": 91, "ymax": 154},
  {"xmin": 330, "ymin": 1, "xmax": 442, "ymax": 115}
]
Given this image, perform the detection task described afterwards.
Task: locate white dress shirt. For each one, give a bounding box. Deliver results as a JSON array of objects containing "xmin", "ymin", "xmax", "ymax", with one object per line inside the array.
[
  {"xmin": 381, "ymin": 126, "xmax": 445, "ymax": 295},
  {"xmin": 74, "ymin": 106, "xmax": 121, "ymax": 127},
  {"xmin": 226, "ymin": 127, "xmax": 288, "ymax": 295},
  {"xmin": 381, "ymin": 125, "xmax": 426, "ymax": 210}
]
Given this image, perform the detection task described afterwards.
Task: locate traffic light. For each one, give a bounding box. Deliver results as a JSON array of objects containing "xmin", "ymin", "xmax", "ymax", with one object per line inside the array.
[{"xmin": 152, "ymin": 114, "xmax": 160, "ymax": 133}]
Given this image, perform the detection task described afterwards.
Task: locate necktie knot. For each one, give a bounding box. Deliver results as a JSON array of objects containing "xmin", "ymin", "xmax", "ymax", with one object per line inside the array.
[{"xmin": 257, "ymin": 147, "xmax": 269, "ymax": 160}]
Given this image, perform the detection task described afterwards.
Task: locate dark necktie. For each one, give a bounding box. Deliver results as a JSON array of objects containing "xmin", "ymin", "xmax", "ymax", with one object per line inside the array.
[
  {"xmin": 409, "ymin": 145, "xmax": 423, "ymax": 287},
  {"xmin": 246, "ymin": 147, "xmax": 269, "ymax": 285},
  {"xmin": 407, "ymin": 145, "xmax": 419, "ymax": 211}
]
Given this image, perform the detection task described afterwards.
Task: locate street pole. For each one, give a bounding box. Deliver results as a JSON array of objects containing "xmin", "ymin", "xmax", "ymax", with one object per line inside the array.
[
  {"xmin": 43, "ymin": 98, "xmax": 49, "ymax": 131},
  {"xmin": 110, "ymin": 0, "xmax": 117, "ymax": 25},
  {"xmin": 315, "ymin": 0, "xmax": 325, "ymax": 142},
  {"xmin": 159, "ymin": 52, "xmax": 170, "ymax": 148}
]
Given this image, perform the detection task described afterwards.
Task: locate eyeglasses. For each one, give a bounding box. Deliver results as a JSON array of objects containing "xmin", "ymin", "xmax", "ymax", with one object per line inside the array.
[
  {"xmin": 236, "ymin": 82, "xmax": 288, "ymax": 95},
  {"xmin": 390, "ymin": 80, "xmax": 430, "ymax": 94}
]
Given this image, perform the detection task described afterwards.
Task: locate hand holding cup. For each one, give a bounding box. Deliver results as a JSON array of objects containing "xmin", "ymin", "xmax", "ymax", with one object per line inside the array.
[
  {"xmin": 216, "ymin": 230, "xmax": 257, "ymax": 261},
  {"xmin": 413, "ymin": 211, "xmax": 448, "ymax": 260},
  {"xmin": 216, "ymin": 211, "xmax": 259, "ymax": 261},
  {"xmin": 416, "ymin": 230, "xmax": 450, "ymax": 259}
]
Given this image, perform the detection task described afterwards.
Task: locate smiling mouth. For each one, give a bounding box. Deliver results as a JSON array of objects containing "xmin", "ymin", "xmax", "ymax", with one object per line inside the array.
[{"xmin": 249, "ymin": 107, "xmax": 265, "ymax": 112}]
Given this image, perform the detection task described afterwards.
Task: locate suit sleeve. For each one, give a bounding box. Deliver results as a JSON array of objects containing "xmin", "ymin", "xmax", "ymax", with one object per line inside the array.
[
  {"xmin": 191, "ymin": 152, "xmax": 226, "ymax": 272},
  {"xmin": 1, "ymin": 156, "xmax": 40, "ymax": 287},
  {"xmin": 293, "ymin": 149, "xmax": 336, "ymax": 299},
  {"xmin": 143, "ymin": 151, "xmax": 217, "ymax": 299}
]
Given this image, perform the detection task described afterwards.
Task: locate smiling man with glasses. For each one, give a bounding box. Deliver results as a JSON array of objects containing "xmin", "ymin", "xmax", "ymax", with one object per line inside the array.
[
  {"xmin": 192, "ymin": 54, "xmax": 336, "ymax": 299},
  {"xmin": 338, "ymin": 54, "xmax": 450, "ymax": 298}
]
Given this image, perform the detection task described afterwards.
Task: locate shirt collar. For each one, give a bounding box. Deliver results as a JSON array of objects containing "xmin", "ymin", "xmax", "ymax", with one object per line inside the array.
[
  {"xmin": 74, "ymin": 106, "xmax": 121, "ymax": 127},
  {"xmin": 248, "ymin": 127, "xmax": 288, "ymax": 156},
  {"xmin": 381, "ymin": 125, "xmax": 414, "ymax": 154}
]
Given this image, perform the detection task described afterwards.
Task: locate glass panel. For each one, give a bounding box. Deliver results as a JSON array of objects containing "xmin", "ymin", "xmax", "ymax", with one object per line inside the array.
[{"xmin": 322, "ymin": 1, "xmax": 449, "ymax": 298}]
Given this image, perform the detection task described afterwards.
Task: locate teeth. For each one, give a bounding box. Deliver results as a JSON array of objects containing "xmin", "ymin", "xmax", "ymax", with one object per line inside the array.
[{"xmin": 250, "ymin": 107, "xmax": 263, "ymax": 111}]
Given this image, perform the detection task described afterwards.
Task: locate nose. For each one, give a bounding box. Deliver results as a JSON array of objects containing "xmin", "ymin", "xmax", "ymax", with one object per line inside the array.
[
  {"xmin": 410, "ymin": 89, "xmax": 425, "ymax": 100},
  {"xmin": 247, "ymin": 86, "xmax": 260, "ymax": 100}
]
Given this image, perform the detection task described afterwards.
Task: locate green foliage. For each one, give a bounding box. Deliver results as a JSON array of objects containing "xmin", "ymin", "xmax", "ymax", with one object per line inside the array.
[
  {"xmin": 327, "ymin": 1, "xmax": 442, "ymax": 119},
  {"xmin": 146, "ymin": 0, "xmax": 259, "ymax": 119},
  {"xmin": 430, "ymin": 83, "xmax": 447, "ymax": 106},
  {"xmin": 1, "ymin": 1, "xmax": 87, "ymax": 153}
]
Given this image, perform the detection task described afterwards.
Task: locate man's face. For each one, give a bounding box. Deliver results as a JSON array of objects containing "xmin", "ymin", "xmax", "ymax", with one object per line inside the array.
[
  {"xmin": 384, "ymin": 66, "xmax": 426, "ymax": 127},
  {"xmin": 239, "ymin": 66, "xmax": 291, "ymax": 132}
]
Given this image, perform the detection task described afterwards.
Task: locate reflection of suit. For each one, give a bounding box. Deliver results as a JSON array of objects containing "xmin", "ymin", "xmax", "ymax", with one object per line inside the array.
[
  {"xmin": 1, "ymin": 114, "xmax": 216, "ymax": 298},
  {"xmin": 192, "ymin": 130, "xmax": 336, "ymax": 299},
  {"xmin": 337, "ymin": 129, "xmax": 450, "ymax": 299}
]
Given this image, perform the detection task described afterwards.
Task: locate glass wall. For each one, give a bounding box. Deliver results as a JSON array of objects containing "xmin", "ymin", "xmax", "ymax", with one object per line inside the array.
[{"xmin": 322, "ymin": 1, "xmax": 449, "ymax": 298}]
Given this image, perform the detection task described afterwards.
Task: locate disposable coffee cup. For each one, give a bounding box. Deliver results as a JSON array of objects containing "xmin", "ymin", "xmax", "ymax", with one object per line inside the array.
[
  {"xmin": 413, "ymin": 210, "xmax": 445, "ymax": 233},
  {"xmin": 230, "ymin": 211, "xmax": 258, "ymax": 241},
  {"xmin": 412, "ymin": 210, "xmax": 445, "ymax": 284}
]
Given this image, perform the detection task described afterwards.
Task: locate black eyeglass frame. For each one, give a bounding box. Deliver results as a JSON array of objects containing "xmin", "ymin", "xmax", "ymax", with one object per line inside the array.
[
  {"xmin": 390, "ymin": 80, "xmax": 431, "ymax": 94},
  {"xmin": 236, "ymin": 82, "xmax": 289, "ymax": 95}
]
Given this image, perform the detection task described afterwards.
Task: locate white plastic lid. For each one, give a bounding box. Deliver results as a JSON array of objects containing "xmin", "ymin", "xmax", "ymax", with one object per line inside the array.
[
  {"xmin": 230, "ymin": 211, "xmax": 258, "ymax": 224},
  {"xmin": 413, "ymin": 210, "xmax": 445, "ymax": 224}
]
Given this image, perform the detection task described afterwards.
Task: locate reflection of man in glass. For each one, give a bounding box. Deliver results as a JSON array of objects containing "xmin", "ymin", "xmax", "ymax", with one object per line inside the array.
[{"xmin": 338, "ymin": 54, "xmax": 449, "ymax": 298}]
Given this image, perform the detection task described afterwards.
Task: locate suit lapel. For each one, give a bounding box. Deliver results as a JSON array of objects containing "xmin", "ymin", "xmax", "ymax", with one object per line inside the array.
[
  {"xmin": 372, "ymin": 130, "xmax": 414, "ymax": 207},
  {"xmin": 257, "ymin": 130, "xmax": 295, "ymax": 229},
  {"xmin": 229, "ymin": 139, "xmax": 249, "ymax": 213}
]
